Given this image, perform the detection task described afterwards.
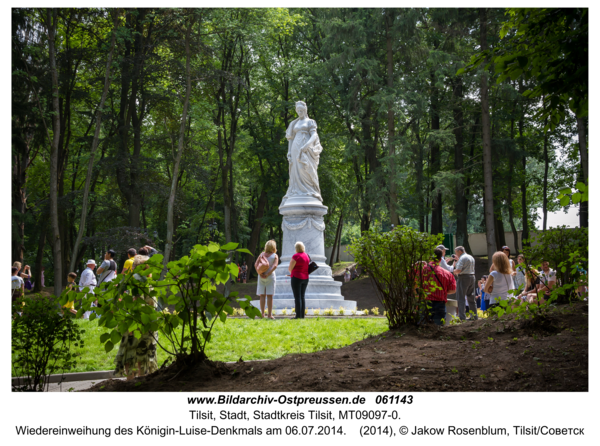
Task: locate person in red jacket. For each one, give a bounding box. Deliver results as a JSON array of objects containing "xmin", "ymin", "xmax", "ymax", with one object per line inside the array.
[{"xmin": 418, "ymin": 248, "xmax": 457, "ymax": 325}]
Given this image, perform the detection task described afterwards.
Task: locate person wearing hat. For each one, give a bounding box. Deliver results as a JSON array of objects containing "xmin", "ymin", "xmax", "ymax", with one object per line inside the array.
[
  {"xmin": 436, "ymin": 245, "xmax": 455, "ymax": 273},
  {"xmin": 79, "ymin": 259, "xmax": 98, "ymax": 319}
]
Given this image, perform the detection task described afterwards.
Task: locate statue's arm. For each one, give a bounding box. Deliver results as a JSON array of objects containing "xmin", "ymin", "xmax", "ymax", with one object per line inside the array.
[{"xmin": 302, "ymin": 121, "xmax": 319, "ymax": 151}]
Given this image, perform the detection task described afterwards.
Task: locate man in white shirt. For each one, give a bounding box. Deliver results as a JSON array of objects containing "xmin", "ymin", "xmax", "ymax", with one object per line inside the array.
[
  {"xmin": 453, "ymin": 246, "xmax": 477, "ymax": 321},
  {"xmin": 79, "ymin": 259, "xmax": 97, "ymax": 319}
]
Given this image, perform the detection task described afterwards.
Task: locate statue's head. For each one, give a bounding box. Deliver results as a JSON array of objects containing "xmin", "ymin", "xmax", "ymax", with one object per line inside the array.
[{"xmin": 295, "ymin": 101, "xmax": 308, "ymax": 116}]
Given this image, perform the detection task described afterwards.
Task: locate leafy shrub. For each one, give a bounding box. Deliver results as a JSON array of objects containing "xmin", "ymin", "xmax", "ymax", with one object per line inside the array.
[
  {"xmin": 64, "ymin": 242, "xmax": 261, "ymax": 365},
  {"xmin": 522, "ymin": 226, "xmax": 588, "ymax": 302},
  {"xmin": 371, "ymin": 307, "xmax": 380, "ymax": 316},
  {"xmin": 362, "ymin": 309, "xmax": 369, "ymax": 316},
  {"xmin": 281, "ymin": 308, "xmax": 288, "ymax": 316},
  {"xmin": 12, "ymin": 295, "xmax": 85, "ymax": 391},
  {"xmin": 350, "ymin": 227, "xmax": 442, "ymax": 328},
  {"xmin": 338, "ymin": 306, "xmax": 345, "ymax": 315},
  {"xmin": 313, "ymin": 308, "xmax": 320, "ymax": 316}
]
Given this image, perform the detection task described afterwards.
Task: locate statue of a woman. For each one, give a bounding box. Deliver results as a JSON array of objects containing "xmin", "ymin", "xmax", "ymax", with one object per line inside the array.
[{"xmin": 281, "ymin": 101, "xmax": 323, "ymax": 206}]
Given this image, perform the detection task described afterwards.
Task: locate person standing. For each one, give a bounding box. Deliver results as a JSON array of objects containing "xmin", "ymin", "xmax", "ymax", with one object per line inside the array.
[
  {"xmin": 97, "ymin": 249, "xmax": 118, "ymax": 285},
  {"xmin": 256, "ymin": 240, "xmax": 278, "ymax": 319},
  {"xmin": 453, "ymin": 246, "xmax": 478, "ymax": 320},
  {"xmin": 140, "ymin": 245, "xmax": 158, "ymax": 258},
  {"xmin": 514, "ymin": 254, "xmax": 526, "ymax": 291},
  {"xmin": 121, "ymin": 248, "xmax": 136, "ymax": 275},
  {"xmin": 114, "ymin": 252, "xmax": 158, "ymax": 380},
  {"xmin": 484, "ymin": 252, "xmax": 515, "ymax": 309},
  {"xmin": 490, "ymin": 246, "xmax": 516, "ymax": 273},
  {"xmin": 11, "ymin": 266, "xmax": 24, "ymax": 303},
  {"xmin": 480, "ymin": 276, "xmax": 489, "ymax": 311},
  {"xmin": 13, "ymin": 262, "xmax": 32, "ymax": 290},
  {"xmin": 420, "ymin": 248, "xmax": 457, "ymax": 325},
  {"xmin": 344, "ymin": 267, "xmax": 351, "ymax": 283},
  {"xmin": 436, "ymin": 245, "xmax": 454, "ymax": 272},
  {"xmin": 289, "ymin": 241, "xmax": 310, "ymax": 319},
  {"xmin": 240, "ymin": 261, "xmax": 248, "ymax": 284},
  {"xmin": 63, "ymin": 272, "xmax": 78, "ymax": 316},
  {"xmin": 79, "ymin": 259, "xmax": 97, "ymax": 319}
]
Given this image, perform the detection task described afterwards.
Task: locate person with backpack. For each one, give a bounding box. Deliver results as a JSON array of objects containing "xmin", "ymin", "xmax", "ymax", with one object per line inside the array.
[
  {"xmin": 96, "ymin": 249, "xmax": 118, "ymax": 309},
  {"xmin": 418, "ymin": 248, "xmax": 457, "ymax": 325},
  {"xmin": 255, "ymin": 240, "xmax": 279, "ymax": 319},
  {"xmin": 97, "ymin": 249, "xmax": 118, "ymax": 284}
]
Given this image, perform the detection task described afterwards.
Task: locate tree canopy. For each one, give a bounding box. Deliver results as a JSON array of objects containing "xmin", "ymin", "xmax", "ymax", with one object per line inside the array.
[{"xmin": 11, "ymin": 7, "xmax": 587, "ymax": 287}]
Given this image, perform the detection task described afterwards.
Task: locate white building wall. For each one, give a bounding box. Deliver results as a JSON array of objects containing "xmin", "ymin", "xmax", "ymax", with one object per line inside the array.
[{"xmin": 326, "ymin": 231, "xmax": 527, "ymax": 262}]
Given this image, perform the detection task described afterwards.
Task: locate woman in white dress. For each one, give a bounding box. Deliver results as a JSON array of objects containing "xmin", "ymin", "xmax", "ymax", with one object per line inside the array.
[
  {"xmin": 281, "ymin": 101, "xmax": 323, "ymax": 206},
  {"xmin": 257, "ymin": 240, "xmax": 279, "ymax": 319}
]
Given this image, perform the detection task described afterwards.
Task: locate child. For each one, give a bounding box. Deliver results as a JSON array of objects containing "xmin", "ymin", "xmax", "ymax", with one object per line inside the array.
[
  {"xmin": 344, "ymin": 267, "xmax": 351, "ymax": 283},
  {"xmin": 63, "ymin": 272, "xmax": 78, "ymax": 316}
]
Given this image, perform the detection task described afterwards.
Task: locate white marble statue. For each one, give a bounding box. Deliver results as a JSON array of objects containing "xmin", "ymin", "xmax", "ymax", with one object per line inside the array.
[
  {"xmin": 281, "ymin": 101, "xmax": 323, "ymax": 206},
  {"xmin": 251, "ymin": 100, "xmax": 356, "ymax": 313}
]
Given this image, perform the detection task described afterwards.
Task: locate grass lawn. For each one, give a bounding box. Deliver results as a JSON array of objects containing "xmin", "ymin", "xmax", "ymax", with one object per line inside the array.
[{"xmin": 13, "ymin": 317, "xmax": 389, "ymax": 375}]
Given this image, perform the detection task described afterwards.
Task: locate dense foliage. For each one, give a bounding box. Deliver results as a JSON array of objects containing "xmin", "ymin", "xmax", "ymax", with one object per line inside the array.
[
  {"xmin": 350, "ymin": 227, "xmax": 443, "ymax": 328},
  {"xmin": 12, "ymin": 8, "xmax": 587, "ymax": 290},
  {"xmin": 12, "ymin": 295, "xmax": 85, "ymax": 391},
  {"xmin": 61, "ymin": 242, "xmax": 261, "ymax": 363}
]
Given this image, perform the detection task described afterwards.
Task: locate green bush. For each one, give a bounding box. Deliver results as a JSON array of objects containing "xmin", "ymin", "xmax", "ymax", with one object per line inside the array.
[
  {"xmin": 12, "ymin": 295, "xmax": 85, "ymax": 391},
  {"xmin": 349, "ymin": 227, "xmax": 442, "ymax": 328},
  {"xmin": 62, "ymin": 242, "xmax": 261, "ymax": 365},
  {"xmin": 522, "ymin": 226, "xmax": 588, "ymax": 302}
]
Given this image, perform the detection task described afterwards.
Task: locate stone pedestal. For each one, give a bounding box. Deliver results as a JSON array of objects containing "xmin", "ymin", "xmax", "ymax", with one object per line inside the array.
[{"xmin": 251, "ymin": 197, "xmax": 356, "ymax": 312}]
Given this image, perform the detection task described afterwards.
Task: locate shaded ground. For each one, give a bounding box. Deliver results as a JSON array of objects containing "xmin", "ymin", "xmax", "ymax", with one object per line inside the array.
[{"xmin": 88, "ymin": 300, "xmax": 588, "ymax": 392}]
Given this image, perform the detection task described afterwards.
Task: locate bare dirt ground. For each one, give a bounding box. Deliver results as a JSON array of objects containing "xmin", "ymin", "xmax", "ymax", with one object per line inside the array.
[{"xmin": 88, "ymin": 300, "xmax": 588, "ymax": 392}]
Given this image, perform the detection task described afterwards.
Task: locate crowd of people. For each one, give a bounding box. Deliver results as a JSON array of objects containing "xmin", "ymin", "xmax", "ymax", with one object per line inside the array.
[
  {"xmin": 419, "ymin": 243, "xmax": 588, "ymax": 326},
  {"xmin": 12, "ymin": 237, "xmax": 587, "ymax": 378}
]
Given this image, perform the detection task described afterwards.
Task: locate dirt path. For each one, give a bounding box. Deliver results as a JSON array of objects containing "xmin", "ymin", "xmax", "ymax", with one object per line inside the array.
[{"xmin": 89, "ymin": 301, "xmax": 588, "ymax": 392}]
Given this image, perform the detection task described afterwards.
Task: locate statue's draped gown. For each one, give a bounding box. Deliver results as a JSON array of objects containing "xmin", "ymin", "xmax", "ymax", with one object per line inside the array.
[{"xmin": 282, "ymin": 117, "xmax": 323, "ymax": 204}]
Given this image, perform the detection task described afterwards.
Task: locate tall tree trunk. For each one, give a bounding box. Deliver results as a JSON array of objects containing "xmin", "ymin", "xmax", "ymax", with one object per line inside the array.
[
  {"xmin": 414, "ymin": 124, "xmax": 425, "ymax": 232},
  {"xmin": 70, "ymin": 11, "xmax": 118, "ymax": 273},
  {"xmin": 453, "ymin": 77, "xmax": 469, "ymax": 248},
  {"xmin": 47, "ymin": 8, "xmax": 63, "ymax": 295},
  {"xmin": 329, "ymin": 212, "xmax": 343, "ymax": 267},
  {"xmin": 245, "ymin": 189, "xmax": 268, "ymax": 277},
  {"xmin": 480, "ymin": 8, "xmax": 496, "ymax": 267},
  {"xmin": 507, "ymin": 118, "xmax": 520, "ymax": 254},
  {"xmin": 163, "ymin": 18, "xmax": 194, "ymax": 275},
  {"xmin": 430, "ymin": 71, "xmax": 443, "ymax": 235},
  {"xmin": 542, "ymin": 119, "xmax": 549, "ymax": 231},
  {"xmin": 335, "ymin": 214, "xmax": 344, "ymax": 264},
  {"xmin": 385, "ymin": 11, "xmax": 398, "ymax": 227},
  {"xmin": 33, "ymin": 221, "xmax": 47, "ymax": 293},
  {"xmin": 12, "ymin": 147, "xmax": 28, "ymax": 265},
  {"xmin": 576, "ymin": 117, "xmax": 588, "ymax": 228},
  {"xmin": 494, "ymin": 206, "xmax": 506, "ymax": 249}
]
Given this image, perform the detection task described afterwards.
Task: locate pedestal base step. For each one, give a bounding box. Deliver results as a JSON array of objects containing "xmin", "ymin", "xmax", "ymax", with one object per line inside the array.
[{"xmin": 251, "ymin": 299, "xmax": 357, "ymax": 311}]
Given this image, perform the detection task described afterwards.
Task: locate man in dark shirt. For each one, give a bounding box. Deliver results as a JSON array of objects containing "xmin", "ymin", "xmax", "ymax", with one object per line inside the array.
[{"xmin": 418, "ymin": 248, "xmax": 457, "ymax": 325}]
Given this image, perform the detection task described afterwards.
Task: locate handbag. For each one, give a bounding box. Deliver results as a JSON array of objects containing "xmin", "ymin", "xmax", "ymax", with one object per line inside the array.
[
  {"xmin": 307, "ymin": 254, "xmax": 318, "ymax": 275},
  {"xmin": 254, "ymin": 252, "xmax": 269, "ymax": 274}
]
